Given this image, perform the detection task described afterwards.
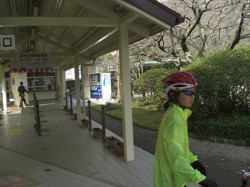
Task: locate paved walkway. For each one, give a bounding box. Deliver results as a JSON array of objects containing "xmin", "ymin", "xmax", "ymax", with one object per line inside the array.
[{"xmin": 0, "ymin": 99, "xmax": 198, "ymax": 187}]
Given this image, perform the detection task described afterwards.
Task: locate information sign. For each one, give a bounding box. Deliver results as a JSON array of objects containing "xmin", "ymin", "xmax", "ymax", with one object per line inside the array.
[{"xmin": 0, "ymin": 35, "xmax": 15, "ymax": 50}]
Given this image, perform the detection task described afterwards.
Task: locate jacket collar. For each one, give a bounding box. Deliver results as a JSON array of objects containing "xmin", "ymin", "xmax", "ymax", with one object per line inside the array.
[{"xmin": 172, "ymin": 104, "xmax": 192, "ymax": 120}]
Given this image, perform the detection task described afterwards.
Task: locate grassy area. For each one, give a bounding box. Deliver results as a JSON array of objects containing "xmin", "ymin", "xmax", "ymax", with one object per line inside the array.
[
  {"xmin": 91, "ymin": 105, "xmax": 164, "ymax": 130},
  {"xmin": 91, "ymin": 104, "xmax": 250, "ymax": 144}
]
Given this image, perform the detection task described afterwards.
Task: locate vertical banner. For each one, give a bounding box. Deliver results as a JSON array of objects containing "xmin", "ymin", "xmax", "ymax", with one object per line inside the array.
[{"xmin": 101, "ymin": 73, "xmax": 111, "ymax": 100}]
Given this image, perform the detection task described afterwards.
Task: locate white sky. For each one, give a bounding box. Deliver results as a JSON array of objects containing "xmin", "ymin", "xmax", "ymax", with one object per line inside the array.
[{"xmin": 65, "ymin": 68, "xmax": 75, "ymax": 80}]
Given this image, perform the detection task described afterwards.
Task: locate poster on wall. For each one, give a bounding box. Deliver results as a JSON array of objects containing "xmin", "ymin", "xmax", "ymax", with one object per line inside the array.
[
  {"xmin": 101, "ymin": 73, "xmax": 111, "ymax": 100},
  {"xmin": 89, "ymin": 74, "xmax": 102, "ymax": 99}
]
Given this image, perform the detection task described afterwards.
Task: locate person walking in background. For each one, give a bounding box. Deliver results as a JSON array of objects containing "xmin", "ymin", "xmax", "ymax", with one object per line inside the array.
[
  {"xmin": 153, "ymin": 72, "xmax": 217, "ymax": 187},
  {"xmin": 18, "ymin": 82, "xmax": 28, "ymax": 108}
]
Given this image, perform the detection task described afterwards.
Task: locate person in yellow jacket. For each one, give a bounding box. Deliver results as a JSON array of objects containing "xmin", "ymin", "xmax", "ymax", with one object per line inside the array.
[{"xmin": 154, "ymin": 72, "xmax": 218, "ymax": 187}]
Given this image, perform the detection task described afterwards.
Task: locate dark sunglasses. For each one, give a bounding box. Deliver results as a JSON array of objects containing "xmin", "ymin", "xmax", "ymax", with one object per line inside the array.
[{"xmin": 181, "ymin": 90, "xmax": 196, "ymax": 96}]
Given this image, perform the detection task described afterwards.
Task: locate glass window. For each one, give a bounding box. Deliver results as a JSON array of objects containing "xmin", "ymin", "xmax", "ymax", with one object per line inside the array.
[
  {"xmin": 27, "ymin": 72, "xmax": 34, "ymax": 77},
  {"xmin": 46, "ymin": 72, "xmax": 55, "ymax": 76},
  {"xmin": 27, "ymin": 72, "xmax": 56, "ymax": 91},
  {"xmin": 35, "ymin": 72, "xmax": 45, "ymax": 76},
  {"xmin": 45, "ymin": 77, "xmax": 56, "ymax": 90}
]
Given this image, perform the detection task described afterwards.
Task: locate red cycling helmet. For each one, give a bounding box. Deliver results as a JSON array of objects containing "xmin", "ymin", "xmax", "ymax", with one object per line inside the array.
[{"xmin": 161, "ymin": 72, "xmax": 197, "ymax": 93}]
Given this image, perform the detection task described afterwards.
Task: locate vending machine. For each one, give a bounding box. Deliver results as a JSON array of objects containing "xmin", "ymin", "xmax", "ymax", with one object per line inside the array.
[
  {"xmin": 89, "ymin": 73, "xmax": 111, "ymax": 100},
  {"xmin": 89, "ymin": 74, "xmax": 102, "ymax": 99}
]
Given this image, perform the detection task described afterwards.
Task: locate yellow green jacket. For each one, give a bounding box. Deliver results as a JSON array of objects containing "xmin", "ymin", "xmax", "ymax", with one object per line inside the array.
[{"xmin": 153, "ymin": 104, "xmax": 205, "ymax": 187}]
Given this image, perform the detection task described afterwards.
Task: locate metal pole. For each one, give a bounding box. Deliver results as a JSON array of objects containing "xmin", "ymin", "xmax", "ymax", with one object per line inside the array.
[
  {"xmin": 70, "ymin": 93, "xmax": 73, "ymax": 115},
  {"xmin": 101, "ymin": 105, "xmax": 106, "ymax": 142},
  {"xmin": 65, "ymin": 92, "xmax": 68, "ymax": 109},
  {"xmin": 87, "ymin": 100, "xmax": 92, "ymax": 131}
]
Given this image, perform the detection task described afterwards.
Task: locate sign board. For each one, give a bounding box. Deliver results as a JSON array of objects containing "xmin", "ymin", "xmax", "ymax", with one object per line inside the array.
[
  {"xmin": 0, "ymin": 35, "xmax": 15, "ymax": 50},
  {"xmin": 101, "ymin": 73, "xmax": 111, "ymax": 100},
  {"xmin": 10, "ymin": 53, "xmax": 56, "ymax": 69}
]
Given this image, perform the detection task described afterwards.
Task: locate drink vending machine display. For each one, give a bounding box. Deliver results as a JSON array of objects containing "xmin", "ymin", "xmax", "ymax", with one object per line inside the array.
[{"xmin": 89, "ymin": 74, "xmax": 102, "ymax": 99}]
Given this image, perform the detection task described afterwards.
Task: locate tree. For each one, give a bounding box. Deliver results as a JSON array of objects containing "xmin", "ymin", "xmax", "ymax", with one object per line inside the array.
[
  {"xmin": 228, "ymin": 3, "xmax": 250, "ymax": 49},
  {"xmin": 133, "ymin": 68, "xmax": 171, "ymax": 107},
  {"xmin": 185, "ymin": 48, "xmax": 250, "ymax": 117},
  {"xmin": 130, "ymin": 0, "xmax": 250, "ymax": 67},
  {"xmin": 99, "ymin": 1, "xmax": 250, "ymax": 69}
]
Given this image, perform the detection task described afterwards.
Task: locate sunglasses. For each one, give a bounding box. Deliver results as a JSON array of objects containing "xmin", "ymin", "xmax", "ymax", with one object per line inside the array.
[{"xmin": 181, "ymin": 90, "xmax": 196, "ymax": 96}]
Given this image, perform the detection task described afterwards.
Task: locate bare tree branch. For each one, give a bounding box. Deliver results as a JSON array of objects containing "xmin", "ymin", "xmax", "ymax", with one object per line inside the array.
[
  {"xmin": 228, "ymin": 3, "xmax": 248, "ymax": 49},
  {"xmin": 241, "ymin": 33, "xmax": 250, "ymax": 39}
]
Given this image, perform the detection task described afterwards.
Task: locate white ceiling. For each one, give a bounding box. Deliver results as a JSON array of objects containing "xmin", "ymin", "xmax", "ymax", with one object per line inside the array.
[{"xmin": 0, "ymin": 0, "xmax": 184, "ymax": 70}]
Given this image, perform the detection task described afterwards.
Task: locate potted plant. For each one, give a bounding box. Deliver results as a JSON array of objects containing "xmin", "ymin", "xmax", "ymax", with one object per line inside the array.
[
  {"xmin": 81, "ymin": 119, "xmax": 89, "ymax": 128},
  {"xmin": 92, "ymin": 127, "xmax": 103, "ymax": 138},
  {"xmin": 114, "ymin": 141, "xmax": 124, "ymax": 155},
  {"xmin": 63, "ymin": 105, "xmax": 68, "ymax": 111},
  {"xmin": 67, "ymin": 108, "xmax": 73, "ymax": 115},
  {"xmin": 105, "ymin": 136, "xmax": 118, "ymax": 149},
  {"xmin": 72, "ymin": 113, "xmax": 77, "ymax": 120}
]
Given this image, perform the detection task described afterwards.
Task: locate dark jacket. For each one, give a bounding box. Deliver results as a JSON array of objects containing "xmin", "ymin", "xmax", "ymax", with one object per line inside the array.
[{"xmin": 18, "ymin": 85, "xmax": 28, "ymax": 96}]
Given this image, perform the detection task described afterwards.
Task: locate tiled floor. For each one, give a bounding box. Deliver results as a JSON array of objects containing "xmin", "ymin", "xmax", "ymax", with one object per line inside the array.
[
  {"xmin": 0, "ymin": 99, "xmax": 198, "ymax": 187},
  {"xmin": 0, "ymin": 99, "xmax": 155, "ymax": 187}
]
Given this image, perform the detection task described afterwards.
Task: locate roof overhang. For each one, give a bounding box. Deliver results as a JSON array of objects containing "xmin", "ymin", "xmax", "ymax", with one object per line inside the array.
[{"xmin": 0, "ymin": 0, "xmax": 184, "ymax": 70}]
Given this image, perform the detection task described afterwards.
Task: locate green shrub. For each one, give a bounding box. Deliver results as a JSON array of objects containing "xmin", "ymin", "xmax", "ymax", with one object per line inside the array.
[
  {"xmin": 185, "ymin": 49, "xmax": 250, "ymax": 118},
  {"xmin": 132, "ymin": 98, "xmax": 159, "ymax": 110},
  {"xmin": 66, "ymin": 80, "xmax": 76, "ymax": 94},
  {"xmin": 104, "ymin": 102, "xmax": 121, "ymax": 111},
  {"xmin": 133, "ymin": 68, "xmax": 176, "ymax": 109},
  {"xmin": 189, "ymin": 115, "xmax": 250, "ymax": 141}
]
